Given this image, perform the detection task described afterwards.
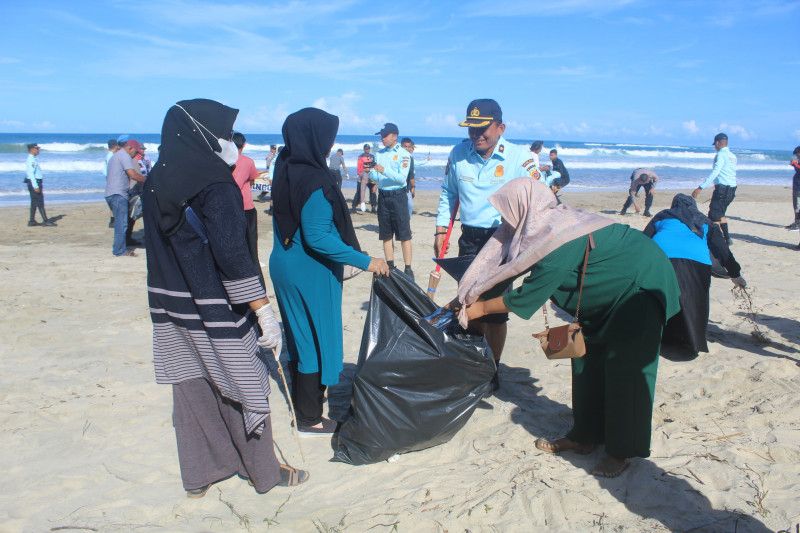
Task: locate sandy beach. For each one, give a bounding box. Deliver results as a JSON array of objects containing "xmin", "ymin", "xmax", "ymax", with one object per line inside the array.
[{"xmin": 1, "ymin": 186, "xmax": 798, "ymax": 532}]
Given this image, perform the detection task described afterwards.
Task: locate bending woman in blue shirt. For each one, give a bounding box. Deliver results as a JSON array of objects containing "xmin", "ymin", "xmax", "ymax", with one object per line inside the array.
[{"xmin": 643, "ymin": 194, "xmax": 745, "ymax": 360}]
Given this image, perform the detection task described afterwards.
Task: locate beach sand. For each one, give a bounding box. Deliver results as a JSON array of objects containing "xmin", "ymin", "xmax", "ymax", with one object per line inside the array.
[{"xmin": 0, "ymin": 186, "xmax": 798, "ymax": 532}]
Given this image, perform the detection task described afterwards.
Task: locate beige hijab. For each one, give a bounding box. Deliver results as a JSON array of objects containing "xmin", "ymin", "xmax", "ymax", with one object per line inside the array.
[{"xmin": 457, "ymin": 178, "xmax": 613, "ymax": 327}]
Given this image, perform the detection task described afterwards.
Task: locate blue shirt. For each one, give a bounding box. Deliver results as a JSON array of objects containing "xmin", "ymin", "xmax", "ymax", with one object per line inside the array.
[
  {"xmin": 369, "ymin": 143, "xmax": 411, "ymax": 191},
  {"xmin": 651, "ymin": 218, "xmax": 711, "ymax": 265},
  {"xmin": 436, "ymin": 136, "xmax": 539, "ymax": 227},
  {"xmin": 699, "ymin": 147, "xmax": 737, "ymax": 189},
  {"xmin": 26, "ymin": 154, "xmax": 42, "ymax": 186},
  {"xmin": 104, "ymin": 150, "xmax": 114, "ymax": 177}
]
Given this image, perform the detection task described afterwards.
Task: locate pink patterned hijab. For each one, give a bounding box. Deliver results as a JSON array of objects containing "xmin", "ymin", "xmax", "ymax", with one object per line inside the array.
[{"xmin": 457, "ymin": 178, "xmax": 613, "ymax": 327}]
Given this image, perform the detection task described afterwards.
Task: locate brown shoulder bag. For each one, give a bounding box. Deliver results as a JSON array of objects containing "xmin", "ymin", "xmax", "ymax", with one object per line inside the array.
[{"xmin": 533, "ymin": 233, "xmax": 594, "ymax": 360}]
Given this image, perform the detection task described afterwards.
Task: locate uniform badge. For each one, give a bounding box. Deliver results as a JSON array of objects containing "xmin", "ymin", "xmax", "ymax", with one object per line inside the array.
[
  {"xmin": 402, "ymin": 161, "xmax": 408, "ymax": 168},
  {"xmin": 498, "ymin": 144, "xmax": 504, "ymax": 153},
  {"xmin": 470, "ymin": 107, "xmax": 480, "ymax": 117},
  {"xmin": 523, "ymin": 158, "xmax": 534, "ymax": 167},
  {"xmin": 393, "ymin": 155, "xmax": 398, "ymax": 161},
  {"xmin": 531, "ymin": 169, "xmax": 541, "ymax": 180},
  {"xmin": 495, "ymin": 165, "xmax": 504, "ymax": 177}
]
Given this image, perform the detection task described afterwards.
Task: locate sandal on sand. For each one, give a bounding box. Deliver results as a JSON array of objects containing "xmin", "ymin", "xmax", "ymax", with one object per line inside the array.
[
  {"xmin": 592, "ymin": 456, "xmax": 631, "ymax": 478},
  {"xmin": 186, "ymin": 485, "xmax": 210, "ymax": 498},
  {"xmin": 121, "ymin": 251, "xmax": 137, "ymax": 257},
  {"xmin": 278, "ymin": 464, "xmax": 310, "ymax": 487},
  {"xmin": 535, "ymin": 437, "xmax": 596, "ymax": 455}
]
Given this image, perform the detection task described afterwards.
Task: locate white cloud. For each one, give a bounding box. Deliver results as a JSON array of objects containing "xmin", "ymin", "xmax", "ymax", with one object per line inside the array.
[
  {"xmin": 682, "ymin": 120, "xmax": 700, "ymax": 134},
  {"xmin": 1, "ymin": 119, "xmax": 24, "ymax": 127},
  {"xmin": 719, "ymin": 123, "xmax": 754, "ymax": 140},
  {"xmin": 425, "ymin": 113, "xmax": 459, "ymax": 133},
  {"xmin": 573, "ymin": 122, "xmax": 591, "ymax": 134},
  {"xmin": 238, "ymin": 103, "xmax": 291, "ymax": 132},
  {"xmin": 312, "ymin": 93, "xmax": 388, "ymax": 133},
  {"xmin": 32, "ymin": 121, "xmax": 56, "ymax": 130}
]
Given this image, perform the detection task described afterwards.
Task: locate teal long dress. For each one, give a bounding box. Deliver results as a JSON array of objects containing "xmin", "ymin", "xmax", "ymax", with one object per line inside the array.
[
  {"xmin": 270, "ymin": 189, "xmax": 371, "ymax": 386},
  {"xmin": 497, "ymin": 224, "xmax": 681, "ymax": 458}
]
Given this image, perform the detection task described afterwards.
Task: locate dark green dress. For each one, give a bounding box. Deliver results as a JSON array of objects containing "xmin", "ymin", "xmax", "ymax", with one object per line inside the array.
[{"xmin": 500, "ymin": 224, "xmax": 680, "ymax": 458}]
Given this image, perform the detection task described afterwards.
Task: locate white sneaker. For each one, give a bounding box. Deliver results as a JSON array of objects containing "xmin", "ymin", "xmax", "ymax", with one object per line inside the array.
[{"xmin": 360, "ymin": 202, "xmax": 366, "ymax": 212}]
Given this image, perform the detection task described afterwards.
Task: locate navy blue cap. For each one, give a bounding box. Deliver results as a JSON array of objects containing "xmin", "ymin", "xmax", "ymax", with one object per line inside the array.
[
  {"xmin": 375, "ymin": 123, "xmax": 399, "ymax": 136},
  {"xmin": 460, "ymin": 99, "xmax": 502, "ymax": 127}
]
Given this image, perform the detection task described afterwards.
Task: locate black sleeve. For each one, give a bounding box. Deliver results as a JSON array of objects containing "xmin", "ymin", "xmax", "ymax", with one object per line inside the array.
[
  {"xmin": 707, "ymin": 224, "xmax": 741, "ymax": 278},
  {"xmin": 642, "ymin": 219, "xmax": 657, "ymax": 238},
  {"xmin": 407, "ymin": 157, "xmax": 415, "ymax": 186}
]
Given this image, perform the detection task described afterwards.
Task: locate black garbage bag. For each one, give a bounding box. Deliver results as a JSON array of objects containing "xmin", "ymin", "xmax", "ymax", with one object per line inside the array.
[{"xmin": 333, "ymin": 270, "xmax": 495, "ymax": 465}]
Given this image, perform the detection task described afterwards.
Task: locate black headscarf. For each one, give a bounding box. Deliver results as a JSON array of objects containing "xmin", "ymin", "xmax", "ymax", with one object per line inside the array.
[
  {"xmin": 271, "ymin": 108, "xmax": 361, "ymax": 252},
  {"xmin": 149, "ymin": 98, "xmax": 239, "ymax": 235},
  {"xmin": 652, "ymin": 193, "xmax": 711, "ymax": 237}
]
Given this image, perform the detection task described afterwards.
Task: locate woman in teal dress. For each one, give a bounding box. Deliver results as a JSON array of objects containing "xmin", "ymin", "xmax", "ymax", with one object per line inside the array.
[
  {"xmin": 270, "ymin": 108, "xmax": 389, "ymax": 436},
  {"xmin": 455, "ymin": 178, "xmax": 680, "ymax": 477}
]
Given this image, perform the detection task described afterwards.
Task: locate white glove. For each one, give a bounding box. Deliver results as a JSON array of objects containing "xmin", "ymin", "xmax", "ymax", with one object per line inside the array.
[
  {"xmin": 255, "ymin": 304, "xmax": 282, "ymax": 354},
  {"xmin": 732, "ymin": 276, "xmax": 747, "ymax": 288}
]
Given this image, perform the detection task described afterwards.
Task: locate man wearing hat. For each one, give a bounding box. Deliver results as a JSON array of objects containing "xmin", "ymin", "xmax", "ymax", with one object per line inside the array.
[
  {"xmin": 105, "ymin": 139, "xmax": 146, "ymax": 256},
  {"xmin": 369, "ymin": 123, "xmax": 414, "ymax": 279},
  {"xmin": 435, "ymin": 99, "xmax": 539, "ymax": 391},
  {"xmin": 25, "ymin": 143, "xmax": 56, "ymax": 226},
  {"xmin": 692, "ymin": 133, "xmax": 737, "ymax": 245}
]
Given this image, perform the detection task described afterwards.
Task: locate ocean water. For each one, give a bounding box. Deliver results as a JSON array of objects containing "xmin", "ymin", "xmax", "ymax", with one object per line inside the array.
[{"xmin": 0, "ymin": 133, "xmax": 795, "ymax": 207}]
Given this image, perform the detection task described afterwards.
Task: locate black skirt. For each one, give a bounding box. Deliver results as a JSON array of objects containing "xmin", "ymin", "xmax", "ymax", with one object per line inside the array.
[{"xmin": 662, "ymin": 258, "xmax": 711, "ymax": 357}]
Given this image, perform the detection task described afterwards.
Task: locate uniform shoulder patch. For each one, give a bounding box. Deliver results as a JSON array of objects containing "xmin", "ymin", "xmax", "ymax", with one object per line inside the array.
[
  {"xmin": 523, "ymin": 158, "xmax": 534, "ymax": 168},
  {"xmin": 498, "ymin": 144, "xmax": 505, "ymax": 153}
]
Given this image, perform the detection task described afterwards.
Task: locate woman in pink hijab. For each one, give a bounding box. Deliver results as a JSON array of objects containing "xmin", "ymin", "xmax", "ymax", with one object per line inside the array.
[{"xmin": 455, "ymin": 178, "xmax": 680, "ymax": 478}]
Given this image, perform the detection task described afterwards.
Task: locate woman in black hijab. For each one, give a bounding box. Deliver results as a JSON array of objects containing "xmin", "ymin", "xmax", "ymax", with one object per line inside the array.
[
  {"xmin": 143, "ymin": 99, "xmax": 308, "ymax": 497},
  {"xmin": 270, "ymin": 108, "xmax": 389, "ymax": 436},
  {"xmin": 644, "ymin": 193, "xmax": 745, "ymax": 360}
]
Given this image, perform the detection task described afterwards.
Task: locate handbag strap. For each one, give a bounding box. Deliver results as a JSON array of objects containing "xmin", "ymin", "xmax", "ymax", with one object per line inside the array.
[{"xmin": 541, "ymin": 232, "xmax": 594, "ymax": 325}]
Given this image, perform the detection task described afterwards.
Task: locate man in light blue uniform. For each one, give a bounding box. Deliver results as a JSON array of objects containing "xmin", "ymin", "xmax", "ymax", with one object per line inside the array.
[
  {"xmin": 370, "ymin": 123, "xmax": 414, "ymax": 279},
  {"xmin": 692, "ymin": 132, "xmax": 737, "ymax": 245},
  {"xmin": 435, "ymin": 99, "xmax": 540, "ymax": 391},
  {"xmin": 25, "ymin": 143, "xmax": 55, "ymax": 226},
  {"xmin": 400, "ymin": 137, "xmax": 430, "ymax": 217}
]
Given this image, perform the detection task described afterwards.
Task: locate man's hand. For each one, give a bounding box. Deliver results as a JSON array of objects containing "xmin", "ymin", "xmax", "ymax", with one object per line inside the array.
[
  {"xmin": 410, "ymin": 187, "xmax": 415, "ymax": 198},
  {"xmin": 34, "ymin": 188, "xmax": 40, "ymax": 193},
  {"xmin": 466, "ymin": 300, "xmax": 486, "ymax": 321},
  {"xmin": 691, "ymin": 187, "xmax": 702, "ymax": 199},
  {"xmin": 434, "ymin": 226, "xmax": 450, "ymax": 257},
  {"xmin": 540, "ymin": 164, "xmax": 551, "ymax": 172},
  {"xmin": 255, "ymin": 304, "xmax": 282, "ymax": 355},
  {"xmin": 732, "ymin": 276, "xmax": 747, "ymax": 288},
  {"xmin": 373, "ymin": 164, "xmax": 385, "ymax": 174},
  {"xmin": 647, "ymin": 189, "xmax": 654, "ymax": 196},
  {"xmin": 367, "ymin": 257, "xmax": 390, "ymax": 277}
]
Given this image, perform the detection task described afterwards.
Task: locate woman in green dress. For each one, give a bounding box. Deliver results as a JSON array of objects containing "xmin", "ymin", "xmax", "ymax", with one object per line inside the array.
[{"xmin": 455, "ymin": 178, "xmax": 680, "ymax": 477}]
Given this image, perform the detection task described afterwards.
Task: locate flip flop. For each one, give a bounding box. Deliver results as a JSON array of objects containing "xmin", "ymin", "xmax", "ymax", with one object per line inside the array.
[
  {"xmin": 535, "ymin": 437, "xmax": 596, "ymax": 455},
  {"xmin": 592, "ymin": 457, "xmax": 631, "ymax": 478},
  {"xmin": 186, "ymin": 484, "xmax": 210, "ymax": 498}
]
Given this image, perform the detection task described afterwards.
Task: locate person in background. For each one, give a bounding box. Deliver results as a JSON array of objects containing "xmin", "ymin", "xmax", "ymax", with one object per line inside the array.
[
  {"xmin": 353, "ymin": 144, "xmax": 376, "ymax": 214},
  {"xmin": 328, "ymin": 148, "xmax": 349, "ymax": 188},
  {"xmin": 692, "ymin": 133, "xmax": 737, "ymax": 245},
  {"xmin": 270, "ymin": 107, "xmax": 389, "ymax": 436},
  {"xmin": 620, "ymin": 168, "xmax": 658, "ymax": 217},
  {"xmin": 400, "ymin": 137, "xmax": 430, "ymax": 217},
  {"xmin": 231, "ymin": 132, "xmax": 263, "ymax": 274},
  {"xmin": 125, "ymin": 141, "xmax": 148, "ymax": 247},
  {"xmin": 25, "ymin": 143, "xmax": 55, "ymax": 227},
  {"xmin": 106, "ymin": 139, "xmax": 121, "ymax": 228},
  {"xmin": 264, "ymin": 146, "xmax": 282, "ymax": 216},
  {"xmin": 436, "ymin": 98, "xmax": 540, "ymax": 392},
  {"xmin": 105, "ymin": 139, "xmax": 146, "ymax": 256},
  {"xmin": 143, "ymin": 98, "xmax": 305, "ymax": 497},
  {"xmin": 643, "ymin": 194, "xmax": 745, "ymax": 360},
  {"xmin": 256, "ymin": 144, "xmax": 277, "ymax": 203},
  {"xmin": 370, "ymin": 123, "xmax": 414, "ymax": 279},
  {"xmin": 786, "ymin": 146, "xmax": 800, "ymax": 230},
  {"xmin": 456, "ymin": 178, "xmax": 680, "ymax": 478},
  {"xmin": 547, "ymin": 148, "xmax": 570, "ymax": 202}
]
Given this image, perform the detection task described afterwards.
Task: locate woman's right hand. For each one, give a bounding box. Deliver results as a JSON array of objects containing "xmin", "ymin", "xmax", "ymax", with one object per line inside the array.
[{"xmin": 367, "ymin": 257, "xmax": 390, "ymax": 277}]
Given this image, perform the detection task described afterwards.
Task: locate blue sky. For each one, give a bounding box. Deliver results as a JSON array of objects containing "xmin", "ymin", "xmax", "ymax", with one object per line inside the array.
[{"xmin": 1, "ymin": 0, "xmax": 798, "ymax": 149}]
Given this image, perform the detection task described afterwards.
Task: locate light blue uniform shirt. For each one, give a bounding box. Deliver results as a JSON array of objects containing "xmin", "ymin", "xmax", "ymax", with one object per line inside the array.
[
  {"xmin": 26, "ymin": 154, "xmax": 43, "ymax": 187},
  {"xmin": 104, "ymin": 150, "xmax": 114, "ymax": 177},
  {"xmin": 369, "ymin": 143, "xmax": 411, "ymax": 191},
  {"xmin": 699, "ymin": 146, "xmax": 737, "ymax": 189},
  {"xmin": 436, "ymin": 136, "xmax": 539, "ymax": 228}
]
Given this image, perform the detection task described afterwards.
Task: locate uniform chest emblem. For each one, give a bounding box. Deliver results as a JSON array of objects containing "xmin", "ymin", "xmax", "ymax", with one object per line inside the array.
[
  {"xmin": 495, "ymin": 165, "xmax": 504, "ymax": 178},
  {"xmin": 402, "ymin": 161, "xmax": 408, "ymax": 168},
  {"xmin": 531, "ymin": 169, "xmax": 541, "ymax": 180},
  {"xmin": 498, "ymin": 144, "xmax": 504, "ymax": 153},
  {"xmin": 393, "ymin": 155, "xmax": 398, "ymax": 161}
]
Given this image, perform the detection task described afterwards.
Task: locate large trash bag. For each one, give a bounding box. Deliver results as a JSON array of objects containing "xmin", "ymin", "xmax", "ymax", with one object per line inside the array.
[{"xmin": 333, "ymin": 270, "xmax": 495, "ymax": 465}]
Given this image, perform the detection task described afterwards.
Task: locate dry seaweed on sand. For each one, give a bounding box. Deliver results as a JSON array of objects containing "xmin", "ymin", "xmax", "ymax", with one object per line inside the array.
[{"xmin": 731, "ymin": 286, "xmax": 769, "ymax": 344}]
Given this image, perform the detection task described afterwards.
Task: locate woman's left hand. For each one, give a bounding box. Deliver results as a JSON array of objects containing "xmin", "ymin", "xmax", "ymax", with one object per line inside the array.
[{"xmin": 465, "ymin": 300, "xmax": 486, "ymax": 321}]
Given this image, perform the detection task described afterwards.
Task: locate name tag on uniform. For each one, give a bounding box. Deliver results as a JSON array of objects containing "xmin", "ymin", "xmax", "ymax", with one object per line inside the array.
[{"xmin": 459, "ymin": 176, "xmax": 475, "ymax": 182}]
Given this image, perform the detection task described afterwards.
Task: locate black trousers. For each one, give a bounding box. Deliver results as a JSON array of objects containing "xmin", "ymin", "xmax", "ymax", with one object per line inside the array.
[
  {"xmin": 621, "ymin": 182, "xmax": 654, "ymax": 213},
  {"xmin": 288, "ymin": 361, "xmax": 326, "ymax": 426},
  {"xmin": 27, "ymin": 181, "xmax": 47, "ymax": 222}
]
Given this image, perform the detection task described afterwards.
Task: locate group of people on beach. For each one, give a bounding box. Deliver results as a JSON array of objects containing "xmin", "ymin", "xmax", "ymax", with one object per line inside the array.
[{"xmin": 130, "ymin": 96, "xmax": 766, "ymax": 499}]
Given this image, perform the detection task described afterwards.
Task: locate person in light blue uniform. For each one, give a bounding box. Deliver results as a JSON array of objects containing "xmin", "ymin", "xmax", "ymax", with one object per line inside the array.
[
  {"xmin": 25, "ymin": 143, "xmax": 55, "ymax": 226},
  {"xmin": 434, "ymin": 99, "xmax": 540, "ymax": 391},
  {"xmin": 400, "ymin": 137, "xmax": 430, "ymax": 217},
  {"xmin": 369, "ymin": 123, "xmax": 415, "ymax": 279},
  {"xmin": 692, "ymin": 132, "xmax": 737, "ymax": 244}
]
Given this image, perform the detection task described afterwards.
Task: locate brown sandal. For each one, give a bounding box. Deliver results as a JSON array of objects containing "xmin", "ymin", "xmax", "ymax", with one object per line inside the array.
[
  {"xmin": 277, "ymin": 464, "xmax": 310, "ymax": 487},
  {"xmin": 535, "ymin": 437, "xmax": 596, "ymax": 455},
  {"xmin": 592, "ymin": 456, "xmax": 630, "ymax": 478}
]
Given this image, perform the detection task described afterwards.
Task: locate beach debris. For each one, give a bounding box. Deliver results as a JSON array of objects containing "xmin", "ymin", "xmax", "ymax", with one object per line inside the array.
[{"xmin": 731, "ymin": 286, "xmax": 770, "ymax": 344}]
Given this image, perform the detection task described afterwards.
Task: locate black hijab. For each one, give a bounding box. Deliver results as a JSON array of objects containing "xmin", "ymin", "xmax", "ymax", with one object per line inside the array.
[
  {"xmin": 652, "ymin": 193, "xmax": 711, "ymax": 237},
  {"xmin": 149, "ymin": 98, "xmax": 238, "ymax": 235},
  {"xmin": 272, "ymin": 108, "xmax": 361, "ymax": 252}
]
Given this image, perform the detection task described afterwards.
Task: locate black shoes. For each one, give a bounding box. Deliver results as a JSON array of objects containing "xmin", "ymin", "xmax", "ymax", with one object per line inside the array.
[
  {"xmin": 643, "ymin": 211, "xmax": 652, "ymax": 217},
  {"xmin": 726, "ymin": 238, "xmax": 734, "ymax": 246},
  {"xmin": 126, "ymin": 238, "xmax": 142, "ymax": 246},
  {"xmin": 109, "ymin": 217, "xmax": 115, "ymax": 228},
  {"xmin": 785, "ymin": 222, "xmax": 799, "ymax": 230},
  {"xmin": 404, "ymin": 266, "xmax": 414, "ymax": 281},
  {"xmin": 27, "ymin": 220, "xmax": 39, "ymax": 226},
  {"xmin": 490, "ymin": 370, "xmax": 500, "ymax": 392},
  {"xmin": 297, "ymin": 417, "xmax": 339, "ymax": 438},
  {"xmin": 264, "ymin": 207, "xmax": 273, "ymax": 216},
  {"xmin": 42, "ymin": 220, "xmax": 57, "ymax": 226}
]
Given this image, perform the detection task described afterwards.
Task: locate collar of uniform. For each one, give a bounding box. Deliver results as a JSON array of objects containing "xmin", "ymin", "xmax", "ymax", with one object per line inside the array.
[{"xmin": 469, "ymin": 135, "xmax": 509, "ymax": 161}]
